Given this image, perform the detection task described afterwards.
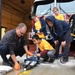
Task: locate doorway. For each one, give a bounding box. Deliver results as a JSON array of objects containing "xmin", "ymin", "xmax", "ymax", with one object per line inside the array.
[{"xmin": 1, "ymin": 27, "xmax": 6, "ymax": 39}]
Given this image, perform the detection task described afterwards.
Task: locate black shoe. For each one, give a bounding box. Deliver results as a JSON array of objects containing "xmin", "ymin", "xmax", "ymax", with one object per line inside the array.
[
  {"xmin": 49, "ymin": 56, "xmax": 55, "ymax": 63},
  {"xmin": 60, "ymin": 57, "xmax": 68, "ymax": 64},
  {"xmin": 43, "ymin": 59, "xmax": 48, "ymax": 62},
  {"xmin": 42, "ymin": 57, "xmax": 49, "ymax": 62},
  {"xmin": 49, "ymin": 58, "xmax": 55, "ymax": 63},
  {"xmin": 3, "ymin": 61, "xmax": 12, "ymax": 67}
]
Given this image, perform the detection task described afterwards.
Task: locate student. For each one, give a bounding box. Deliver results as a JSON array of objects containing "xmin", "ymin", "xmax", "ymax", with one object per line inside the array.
[
  {"xmin": 53, "ymin": 7, "xmax": 64, "ymax": 21},
  {"xmin": 45, "ymin": 15, "xmax": 71, "ymax": 63},
  {"xmin": 53, "ymin": 7, "xmax": 65, "ymax": 58},
  {"xmin": 0, "ymin": 23, "xmax": 33, "ymax": 70},
  {"xmin": 31, "ymin": 14, "xmax": 47, "ymax": 39},
  {"xmin": 32, "ymin": 34, "xmax": 55, "ymax": 63},
  {"xmin": 31, "ymin": 14, "xmax": 47, "ymax": 51}
]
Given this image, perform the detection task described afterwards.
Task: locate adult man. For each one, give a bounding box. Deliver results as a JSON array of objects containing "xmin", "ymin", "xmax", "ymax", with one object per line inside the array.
[
  {"xmin": 45, "ymin": 15, "xmax": 71, "ymax": 63},
  {"xmin": 0, "ymin": 23, "xmax": 33, "ymax": 70}
]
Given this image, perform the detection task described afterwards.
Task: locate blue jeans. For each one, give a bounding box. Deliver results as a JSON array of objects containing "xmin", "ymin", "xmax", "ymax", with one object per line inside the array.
[
  {"xmin": 0, "ymin": 44, "xmax": 9, "ymax": 62},
  {"xmin": 0, "ymin": 44, "xmax": 27, "ymax": 62}
]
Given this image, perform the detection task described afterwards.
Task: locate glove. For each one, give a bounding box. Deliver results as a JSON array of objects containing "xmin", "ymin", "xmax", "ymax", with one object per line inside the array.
[{"xmin": 14, "ymin": 62, "xmax": 21, "ymax": 70}]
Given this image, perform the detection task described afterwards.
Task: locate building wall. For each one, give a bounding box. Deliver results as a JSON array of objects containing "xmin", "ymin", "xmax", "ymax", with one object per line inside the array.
[{"xmin": 1, "ymin": 3, "xmax": 32, "ymax": 40}]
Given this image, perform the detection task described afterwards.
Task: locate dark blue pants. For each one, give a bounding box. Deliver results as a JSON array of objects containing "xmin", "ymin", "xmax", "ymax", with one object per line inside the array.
[
  {"xmin": 0, "ymin": 44, "xmax": 28, "ymax": 62},
  {"xmin": 55, "ymin": 29, "xmax": 71, "ymax": 60}
]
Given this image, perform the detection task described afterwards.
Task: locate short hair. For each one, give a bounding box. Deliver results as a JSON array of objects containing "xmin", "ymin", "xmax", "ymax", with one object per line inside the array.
[
  {"xmin": 18, "ymin": 23, "xmax": 27, "ymax": 29},
  {"xmin": 31, "ymin": 14, "xmax": 37, "ymax": 17},
  {"xmin": 32, "ymin": 34, "xmax": 41, "ymax": 40},
  {"xmin": 53, "ymin": 7, "xmax": 58, "ymax": 11}
]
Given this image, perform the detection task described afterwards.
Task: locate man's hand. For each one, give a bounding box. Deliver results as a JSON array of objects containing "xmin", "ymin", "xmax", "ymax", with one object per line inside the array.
[
  {"xmin": 61, "ymin": 41, "xmax": 66, "ymax": 47},
  {"xmin": 14, "ymin": 62, "xmax": 21, "ymax": 70}
]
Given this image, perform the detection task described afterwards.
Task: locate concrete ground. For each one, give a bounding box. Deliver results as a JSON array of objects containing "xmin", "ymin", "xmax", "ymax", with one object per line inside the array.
[{"xmin": 0, "ymin": 55, "xmax": 75, "ymax": 75}]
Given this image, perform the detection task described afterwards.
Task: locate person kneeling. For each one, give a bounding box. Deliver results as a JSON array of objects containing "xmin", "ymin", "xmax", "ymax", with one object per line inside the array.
[{"xmin": 32, "ymin": 34, "xmax": 55, "ymax": 63}]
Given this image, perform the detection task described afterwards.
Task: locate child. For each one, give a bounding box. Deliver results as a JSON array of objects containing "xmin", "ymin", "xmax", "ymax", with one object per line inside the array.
[
  {"xmin": 31, "ymin": 14, "xmax": 47, "ymax": 39},
  {"xmin": 32, "ymin": 34, "xmax": 55, "ymax": 63},
  {"xmin": 31, "ymin": 14, "xmax": 47, "ymax": 51},
  {"xmin": 52, "ymin": 7, "xmax": 65, "ymax": 58},
  {"xmin": 45, "ymin": 15, "xmax": 71, "ymax": 63}
]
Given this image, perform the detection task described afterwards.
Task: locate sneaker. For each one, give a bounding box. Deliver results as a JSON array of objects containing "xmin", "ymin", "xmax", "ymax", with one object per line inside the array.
[
  {"xmin": 3, "ymin": 61, "xmax": 12, "ymax": 67},
  {"xmin": 58, "ymin": 54, "xmax": 62, "ymax": 58},
  {"xmin": 60, "ymin": 57, "xmax": 68, "ymax": 64},
  {"xmin": 49, "ymin": 58, "xmax": 55, "ymax": 63},
  {"xmin": 43, "ymin": 59, "xmax": 48, "ymax": 62}
]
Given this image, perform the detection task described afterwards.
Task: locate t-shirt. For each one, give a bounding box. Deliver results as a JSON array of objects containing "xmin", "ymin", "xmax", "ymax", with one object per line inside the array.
[
  {"xmin": 35, "ymin": 20, "xmax": 45, "ymax": 38},
  {"xmin": 38, "ymin": 39, "xmax": 54, "ymax": 51},
  {"xmin": 55, "ymin": 14, "xmax": 64, "ymax": 21}
]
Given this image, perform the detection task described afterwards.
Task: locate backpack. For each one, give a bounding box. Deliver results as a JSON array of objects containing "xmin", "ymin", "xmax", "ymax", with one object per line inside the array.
[{"xmin": 24, "ymin": 52, "xmax": 39, "ymax": 70}]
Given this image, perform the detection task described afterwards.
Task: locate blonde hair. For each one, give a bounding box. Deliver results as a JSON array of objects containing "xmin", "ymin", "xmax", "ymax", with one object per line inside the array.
[{"xmin": 53, "ymin": 7, "xmax": 58, "ymax": 11}]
